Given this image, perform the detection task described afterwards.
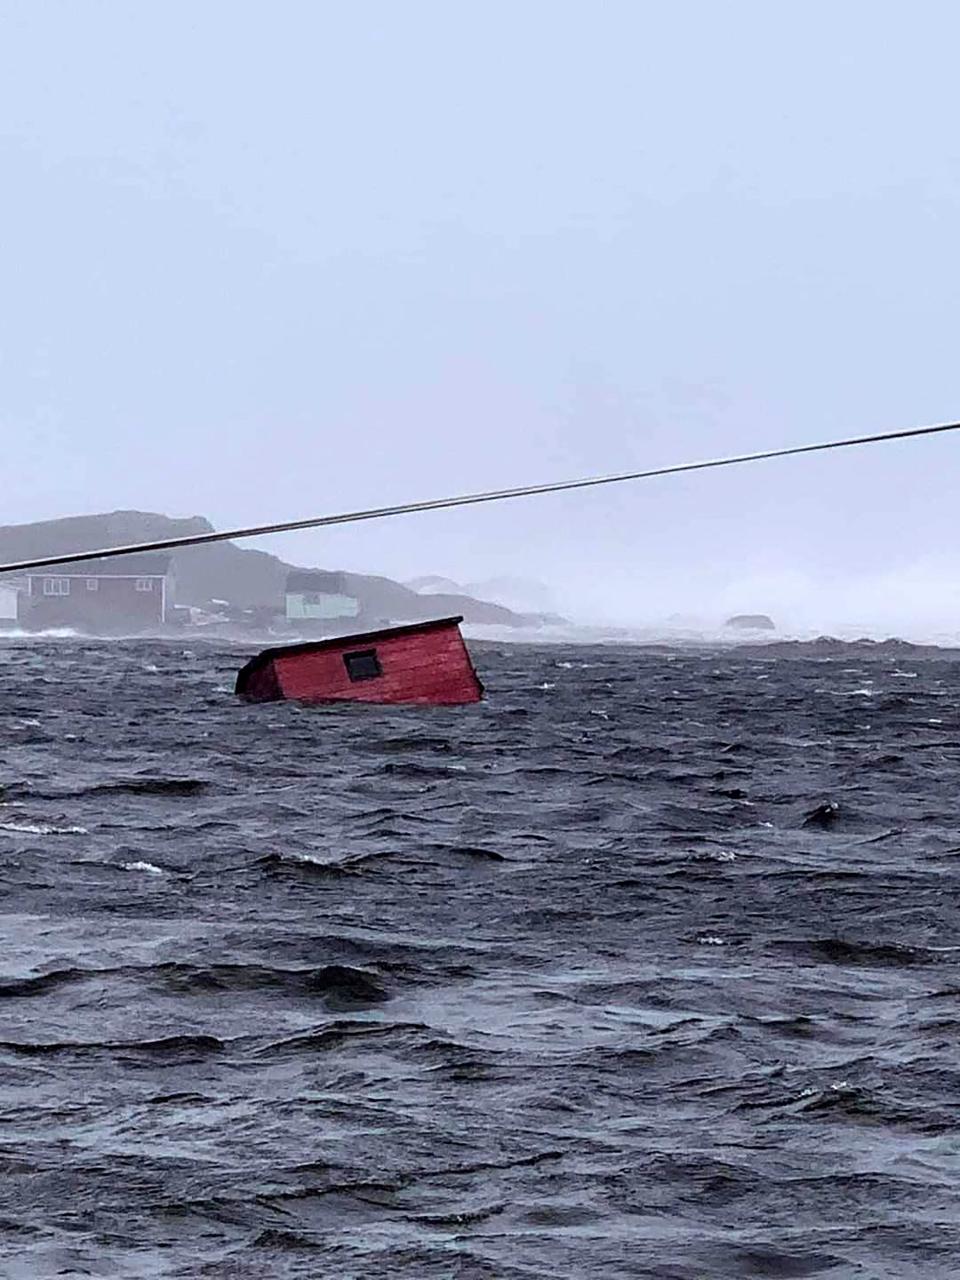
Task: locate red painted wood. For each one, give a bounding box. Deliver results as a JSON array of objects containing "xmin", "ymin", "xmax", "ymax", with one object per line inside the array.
[
  {"xmin": 236, "ymin": 618, "xmax": 483, "ymax": 706},
  {"xmin": 239, "ymin": 657, "xmax": 281, "ymax": 702}
]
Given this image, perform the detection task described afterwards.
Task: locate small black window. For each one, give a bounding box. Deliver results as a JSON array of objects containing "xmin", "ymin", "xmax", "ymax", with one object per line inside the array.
[{"xmin": 343, "ymin": 648, "xmax": 382, "ymax": 681}]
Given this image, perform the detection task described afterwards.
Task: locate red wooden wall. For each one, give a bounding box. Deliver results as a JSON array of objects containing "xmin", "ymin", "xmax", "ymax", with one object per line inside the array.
[
  {"xmin": 236, "ymin": 618, "xmax": 484, "ymax": 706},
  {"xmin": 273, "ymin": 623, "xmax": 482, "ymax": 705}
]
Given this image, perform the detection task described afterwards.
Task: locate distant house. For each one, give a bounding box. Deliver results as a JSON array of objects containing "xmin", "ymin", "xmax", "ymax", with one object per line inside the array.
[
  {"xmin": 285, "ymin": 571, "xmax": 359, "ymax": 624},
  {"xmin": 22, "ymin": 554, "xmax": 172, "ymax": 632}
]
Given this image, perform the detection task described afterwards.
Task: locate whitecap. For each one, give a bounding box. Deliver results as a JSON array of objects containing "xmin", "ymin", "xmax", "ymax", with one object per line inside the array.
[
  {"xmin": 697, "ymin": 935, "xmax": 725, "ymax": 946},
  {"xmin": 122, "ymin": 861, "xmax": 164, "ymax": 875},
  {"xmin": 693, "ymin": 849, "xmax": 737, "ymax": 864},
  {"xmin": 0, "ymin": 821, "xmax": 88, "ymax": 836}
]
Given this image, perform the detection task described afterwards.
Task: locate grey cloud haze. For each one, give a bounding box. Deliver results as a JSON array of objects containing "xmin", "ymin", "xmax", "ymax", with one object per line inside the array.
[{"xmin": 2, "ymin": 1, "xmax": 959, "ymax": 636}]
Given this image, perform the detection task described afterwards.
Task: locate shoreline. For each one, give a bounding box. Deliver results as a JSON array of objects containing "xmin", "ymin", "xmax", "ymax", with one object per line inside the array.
[{"xmin": 3, "ymin": 624, "xmax": 960, "ymax": 659}]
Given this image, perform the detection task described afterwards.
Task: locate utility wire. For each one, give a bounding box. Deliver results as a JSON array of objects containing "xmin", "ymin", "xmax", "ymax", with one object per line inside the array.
[{"xmin": 1, "ymin": 418, "xmax": 957, "ymax": 575}]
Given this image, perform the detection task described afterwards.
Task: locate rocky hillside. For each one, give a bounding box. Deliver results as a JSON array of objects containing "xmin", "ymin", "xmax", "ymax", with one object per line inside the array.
[{"xmin": 0, "ymin": 510, "xmax": 546, "ymax": 627}]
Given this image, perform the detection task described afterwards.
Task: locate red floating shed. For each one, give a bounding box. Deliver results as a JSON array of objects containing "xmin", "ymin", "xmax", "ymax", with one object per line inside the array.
[{"xmin": 235, "ymin": 616, "xmax": 483, "ymax": 707}]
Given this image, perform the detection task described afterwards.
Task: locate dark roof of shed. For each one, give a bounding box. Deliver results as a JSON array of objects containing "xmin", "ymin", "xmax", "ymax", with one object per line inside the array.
[
  {"xmin": 236, "ymin": 616, "xmax": 465, "ymax": 684},
  {"xmin": 285, "ymin": 570, "xmax": 350, "ymax": 593},
  {"xmin": 28, "ymin": 553, "xmax": 172, "ymax": 576}
]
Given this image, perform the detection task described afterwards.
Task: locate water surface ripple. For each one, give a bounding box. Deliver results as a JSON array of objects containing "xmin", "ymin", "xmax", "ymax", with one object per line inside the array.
[{"xmin": 1, "ymin": 638, "xmax": 959, "ymax": 1278}]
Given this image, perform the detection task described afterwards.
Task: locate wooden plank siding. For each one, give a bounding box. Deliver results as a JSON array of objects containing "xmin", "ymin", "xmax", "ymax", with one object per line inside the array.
[
  {"xmin": 235, "ymin": 617, "xmax": 483, "ymax": 707},
  {"xmin": 24, "ymin": 572, "xmax": 167, "ymax": 631}
]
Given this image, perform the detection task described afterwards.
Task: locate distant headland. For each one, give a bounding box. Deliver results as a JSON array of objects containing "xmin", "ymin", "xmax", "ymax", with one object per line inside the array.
[{"xmin": 0, "ymin": 510, "xmax": 560, "ymax": 635}]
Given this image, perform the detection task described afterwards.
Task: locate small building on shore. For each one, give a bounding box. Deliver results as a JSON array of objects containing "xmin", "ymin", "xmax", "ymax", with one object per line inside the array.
[
  {"xmin": 285, "ymin": 571, "xmax": 359, "ymax": 626},
  {"xmin": 21, "ymin": 554, "xmax": 172, "ymax": 632}
]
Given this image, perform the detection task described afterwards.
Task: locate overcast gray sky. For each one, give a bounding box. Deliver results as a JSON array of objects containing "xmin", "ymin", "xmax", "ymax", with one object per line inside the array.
[{"xmin": 2, "ymin": 1, "xmax": 958, "ymax": 635}]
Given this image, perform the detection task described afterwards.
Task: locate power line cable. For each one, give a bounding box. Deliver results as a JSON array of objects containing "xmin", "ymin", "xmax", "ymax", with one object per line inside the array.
[{"xmin": 1, "ymin": 418, "xmax": 957, "ymax": 575}]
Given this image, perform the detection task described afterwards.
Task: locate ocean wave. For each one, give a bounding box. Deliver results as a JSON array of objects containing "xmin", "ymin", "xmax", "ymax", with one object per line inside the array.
[
  {"xmin": 777, "ymin": 938, "xmax": 944, "ymax": 967},
  {"xmin": 3, "ymin": 636, "xmax": 960, "ymax": 1277},
  {"xmin": 0, "ymin": 820, "xmax": 87, "ymax": 836},
  {"xmin": 0, "ymin": 1033, "xmax": 226, "ymax": 1059}
]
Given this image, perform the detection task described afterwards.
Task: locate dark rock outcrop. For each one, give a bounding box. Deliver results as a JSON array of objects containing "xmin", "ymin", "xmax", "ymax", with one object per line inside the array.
[{"xmin": 725, "ymin": 614, "xmax": 776, "ymax": 631}]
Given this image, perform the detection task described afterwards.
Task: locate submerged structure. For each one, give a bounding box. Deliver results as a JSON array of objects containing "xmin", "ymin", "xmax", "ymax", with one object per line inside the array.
[{"xmin": 235, "ymin": 616, "xmax": 483, "ymax": 707}]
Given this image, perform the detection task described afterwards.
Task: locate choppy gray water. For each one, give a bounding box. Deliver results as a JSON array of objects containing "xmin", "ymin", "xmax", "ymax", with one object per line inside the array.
[{"xmin": 2, "ymin": 637, "xmax": 960, "ymax": 1279}]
